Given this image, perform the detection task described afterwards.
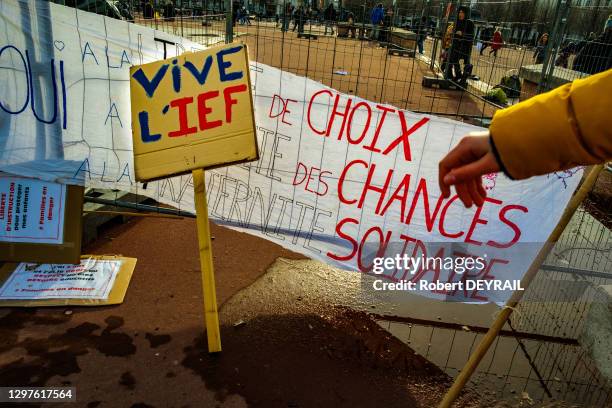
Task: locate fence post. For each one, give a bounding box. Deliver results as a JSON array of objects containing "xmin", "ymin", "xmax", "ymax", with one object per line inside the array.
[
  {"xmin": 438, "ymin": 164, "xmax": 604, "ymax": 408},
  {"xmin": 537, "ymin": 0, "xmax": 569, "ymax": 93},
  {"xmin": 361, "ymin": 0, "xmax": 366, "ymax": 41},
  {"xmin": 430, "ymin": 2, "xmax": 445, "ymax": 71},
  {"xmin": 180, "ymin": 0, "xmax": 184, "ymax": 37},
  {"xmin": 225, "ymin": 0, "xmax": 233, "ymax": 43},
  {"xmin": 443, "ymin": 0, "xmax": 457, "ymax": 79}
]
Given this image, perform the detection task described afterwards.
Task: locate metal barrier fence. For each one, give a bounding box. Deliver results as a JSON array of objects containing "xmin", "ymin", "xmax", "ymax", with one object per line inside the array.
[
  {"xmin": 376, "ymin": 191, "xmax": 612, "ymax": 406},
  {"xmin": 49, "ymin": 1, "xmax": 612, "ymax": 122},
  {"xmin": 51, "ymin": 0, "xmax": 612, "ymax": 405}
]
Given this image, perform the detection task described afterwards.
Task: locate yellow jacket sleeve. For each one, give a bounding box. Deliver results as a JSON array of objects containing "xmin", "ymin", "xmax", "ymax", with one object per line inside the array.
[{"xmin": 489, "ymin": 69, "xmax": 612, "ymax": 180}]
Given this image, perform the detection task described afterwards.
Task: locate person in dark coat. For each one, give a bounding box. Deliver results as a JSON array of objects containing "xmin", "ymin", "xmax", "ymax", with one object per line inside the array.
[
  {"xmin": 479, "ymin": 25, "xmax": 493, "ymax": 55},
  {"xmin": 143, "ymin": 0, "xmax": 154, "ymax": 19},
  {"xmin": 232, "ymin": 1, "xmax": 241, "ymax": 26},
  {"xmin": 346, "ymin": 12, "xmax": 357, "ymax": 38},
  {"xmin": 293, "ymin": 6, "xmax": 306, "ymax": 34},
  {"xmin": 576, "ymin": 32, "xmax": 596, "ymax": 55},
  {"xmin": 323, "ymin": 3, "xmax": 337, "ymax": 35},
  {"xmin": 379, "ymin": 9, "xmax": 393, "ymax": 44},
  {"xmin": 282, "ymin": 2, "xmax": 292, "ymax": 32},
  {"xmin": 573, "ymin": 27, "xmax": 612, "ymax": 75},
  {"xmin": 416, "ymin": 16, "xmax": 427, "ymax": 54},
  {"xmin": 292, "ymin": 6, "xmax": 298, "ymax": 31},
  {"xmin": 533, "ymin": 33, "xmax": 548, "ymax": 64},
  {"xmin": 447, "ymin": 6, "xmax": 474, "ymax": 82},
  {"xmin": 163, "ymin": 1, "xmax": 176, "ymax": 21},
  {"xmin": 555, "ymin": 40, "xmax": 575, "ymax": 68}
]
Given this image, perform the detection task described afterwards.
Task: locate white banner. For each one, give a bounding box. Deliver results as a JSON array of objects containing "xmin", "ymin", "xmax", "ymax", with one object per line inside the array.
[{"xmin": 0, "ymin": 1, "xmax": 582, "ymax": 303}]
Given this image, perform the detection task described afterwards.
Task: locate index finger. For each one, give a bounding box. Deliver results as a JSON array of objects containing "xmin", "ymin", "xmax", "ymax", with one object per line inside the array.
[{"xmin": 438, "ymin": 140, "xmax": 469, "ymax": 197}]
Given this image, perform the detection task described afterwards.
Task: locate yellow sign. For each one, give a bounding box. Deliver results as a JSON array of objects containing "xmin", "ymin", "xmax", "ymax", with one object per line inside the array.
[{"xmin": 130, "ymin": 43, "xmax": 258, "ymax": 181}]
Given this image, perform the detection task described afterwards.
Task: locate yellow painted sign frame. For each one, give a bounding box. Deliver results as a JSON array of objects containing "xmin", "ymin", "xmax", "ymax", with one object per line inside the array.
[{"xmin": 130, "ymin": 43, "xmax": 258, "ymax": 182}]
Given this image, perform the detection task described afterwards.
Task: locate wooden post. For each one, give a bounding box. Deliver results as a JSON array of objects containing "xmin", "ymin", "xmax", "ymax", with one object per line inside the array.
[
  {"xmin": 192, "ymin": 168, "xmax": 222, "ymax": 353},
  {"xmin": 438, "ymin": 165, "xmax": 604, "ymax": 408}
]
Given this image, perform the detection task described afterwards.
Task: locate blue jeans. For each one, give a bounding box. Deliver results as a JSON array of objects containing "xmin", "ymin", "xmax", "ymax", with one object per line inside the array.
[{"xmin": 370, "ymin": 25, "xmax": 380, "ymax": 40}]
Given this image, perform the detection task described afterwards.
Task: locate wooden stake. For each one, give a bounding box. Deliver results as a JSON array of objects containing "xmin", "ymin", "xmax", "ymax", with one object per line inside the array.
[
  {"xmin": 438, "ymin": 165, "xmax": 604, "ymax": 408},
  {"xmin": 192, "ymin": 168, "xmax": 222, "ymax": 353}
]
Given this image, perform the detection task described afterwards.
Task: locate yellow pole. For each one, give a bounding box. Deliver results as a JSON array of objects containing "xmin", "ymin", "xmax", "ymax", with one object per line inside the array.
[
  {"xmin": 192, "ymin": 168, "xmax": 222, "ymax": 353},
  {"xmin": 438, "ymin": 165, "xmax": 604, "ymax": 408}
]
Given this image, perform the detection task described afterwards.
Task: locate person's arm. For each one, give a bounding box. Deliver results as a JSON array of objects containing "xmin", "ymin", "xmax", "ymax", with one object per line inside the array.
[
  {"xmin": 438, "ymin": 69, "xmax": 612, "ymax": 207},
  {"xmin": 490, "ymin": 68, "xmax": 612, "ymax": 179}
]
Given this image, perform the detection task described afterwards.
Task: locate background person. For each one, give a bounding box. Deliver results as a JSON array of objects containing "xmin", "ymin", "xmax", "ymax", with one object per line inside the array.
[
  {"xmin": 555, "ymin": 40, "xmax": 575, "ymax": 68},
  {"xmin": 143, "ymin": 0, "xmax": 154, "ymax": 19},
  {"xmin": 479, "ymin": 25, "xmax": 493, "ymax": 55},
  {"xmin": 573, "ymin": 25, "xmax": 611, "ymax": 75},
  {"xmin": 448, "ymin": 6, "xmax": 474, "ymax": 83},
  {"xmin": 489, "ymin": 27, "xmax": 503, "ymax": 57},
  {"xmin": 534, "ymin": 33, "xmax": 549, "ymax": 64},
  {"xmin": 242, "ymin": 7, "xmax": 252, "ymax": 25},
  {"xmin": 346, "ymin": 12, "xmax": 357, "ymax": 38},
  {"xmin": 324, "ymin": 3, "xmax": 337, "ymax": 35},
  {"xmin": 576, "ymin": 31, "xmax": 596, "ymax": 55},
  {"xmin": 416, "ymin": 16, "xmax": 427, "ymax": 54},
  {"xmin": 232, "ymin": 0, "xmax": 240, "ymax": 26},
  {"xmin": 282, "ymin": 3, "xmax": 292, "ymax": 31},
  {"xmin": 379, "ymin": 9, "xmax": 394, "ymax": 44},
  {"xmin": 438, "ymin": 69, "xmax": 612, "ymax": 208},
  {"xmin": 292, "ymin": 5, "xmax": 299, "ymax": 31},
  {"xmin": 292, "ymin": 6, "xmax": 305, "ymax": 33},
  {"xmin": 370, "ymin": 3, "xmax": 384, "ymax": 41},
  {"xmin": 163, "ymin": 0, "xmax": 176, "ymax": 21}
]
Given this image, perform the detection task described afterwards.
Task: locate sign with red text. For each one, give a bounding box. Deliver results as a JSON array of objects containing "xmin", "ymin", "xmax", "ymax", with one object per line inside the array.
[
  {"xmin": 130, "ymin": 43, "xmax": 258, "ymax": 181},
  {"xmin": 0, "ymin": 175, "xmax": 66, "ymax": 245}
]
